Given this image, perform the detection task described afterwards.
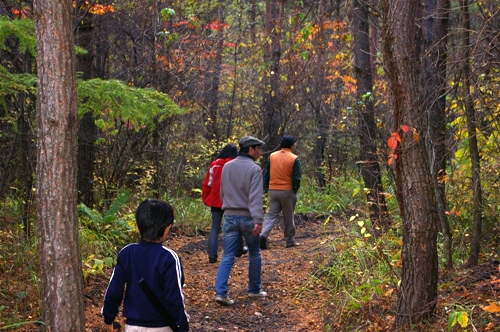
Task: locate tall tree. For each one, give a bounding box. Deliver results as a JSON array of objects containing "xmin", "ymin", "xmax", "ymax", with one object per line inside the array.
[
  {"xmin": 262, "ymin": 0, "xmax": 283, "ymax": 159},
  {"xmin": 34, "ymin": 0, "xmax": 85, "ymax": 330},
  {"xmin": 460, "ymin": 0, "xmax": 483, "ymax": 267},
  {"xmin": 421, "ymin": 0, "xmax": 453, "ymax": 269},
  {"xmin": 351, "ymin": 0, "xmax": 389, "ymax": 234},
  {"xmin": 381, "ymin": 0, "xmax": 439, "ymax": 328}
]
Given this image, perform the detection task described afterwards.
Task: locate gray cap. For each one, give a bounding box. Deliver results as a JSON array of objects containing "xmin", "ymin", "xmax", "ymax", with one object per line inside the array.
[{"xmin": 239, "ymin": 136, "xmax": 265, "ymax": 148}]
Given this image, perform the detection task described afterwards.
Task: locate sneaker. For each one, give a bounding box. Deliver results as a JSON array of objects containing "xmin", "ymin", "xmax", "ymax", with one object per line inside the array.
[
  {"xmin": 248, "ymin": 291, "xmax": 267, "ymax": 298},
  {"xmin": 209, "ymin": 256, "xmax": 217, "ymax": 263},
  {"xmin": 286, "ymin": 242, "xmax": 301, "ymax": 248},
  {"xmin": 235, "ymin": 246, "xmax": 248, "ymax": 257},
  {"xmin": 260, "ymin": 236, "xmax": 268, "ymax": 250},
  {"xmin": 215, "ymin": 295, "xmax": 235, "ymax": 306}
]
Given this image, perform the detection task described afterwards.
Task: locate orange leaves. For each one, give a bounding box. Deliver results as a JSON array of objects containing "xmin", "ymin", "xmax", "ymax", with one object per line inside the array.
[
  {"xmin": 386, "ymin": 125, "xmax": 421, "ymax": 166},
  {"xmin": 387, "ymin": 132, "xmax": 401, "ymax": 151},
  {"xmin": 206, "ymin": 21, "xmax": 229, "ymax": 31},
  {"xmin": 74, "ymin": 1, "xmax": 114, "ymax": 15},
  {"xmin": 387, "ymin": 132, "xmax": 401, "ymax": 166},
  {"xmin": 11, "ymin": 7, "xmax": 31, "ymax": 18},
  {"xmin": 481, "ymin": 302, "xmax": 500, "ymax": 313}
]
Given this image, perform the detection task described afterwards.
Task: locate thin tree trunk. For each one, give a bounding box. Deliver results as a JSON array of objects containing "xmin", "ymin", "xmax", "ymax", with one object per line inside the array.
[
  {"xmin": 262, "ymin": 0, "xmax": 283, "ymax": 161},
  {"xmin": 203, "ymin": 3, "xmax": 224, "ymax": 141},
  {"xmin": 460, "ymin": 0, "xmax": 483, "ymax": 267},
  {"xmin": 34, "ymin": 0, "xmax": 85, "ymax": 329},
  {"xmin": 351, "ymin": 0, "xmax": 389, "ymax": 235},
  {"xmin": 421, "ymin": 0, "xmax": 453, "ymax": 269}
]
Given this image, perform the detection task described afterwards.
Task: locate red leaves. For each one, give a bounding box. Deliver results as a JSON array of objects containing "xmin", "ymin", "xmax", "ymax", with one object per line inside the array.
[
  {"xmin": 386, "ymin": 125, "xmax": 420, "ymax": 166},
  {"xmin": 206, "ymin": 21, "xmax": 229, "ymax": 31}
]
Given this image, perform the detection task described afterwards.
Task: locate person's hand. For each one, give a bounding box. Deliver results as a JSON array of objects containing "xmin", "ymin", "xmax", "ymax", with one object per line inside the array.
[
  {"xmin": 105, "ymin": 322, "xmax": 120, "ymax": 332},
  {"xmin": 252, "ymin": 223, "xmax": 262, "ymax": 236}
]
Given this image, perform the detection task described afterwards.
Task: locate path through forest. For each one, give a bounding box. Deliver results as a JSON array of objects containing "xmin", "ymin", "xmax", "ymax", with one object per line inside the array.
[{"xmin": 83, "ymin": 216, "xmax": 336, "ymax": 331}]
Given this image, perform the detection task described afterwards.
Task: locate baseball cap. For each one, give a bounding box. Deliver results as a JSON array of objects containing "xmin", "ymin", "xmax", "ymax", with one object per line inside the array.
[{"xmin": 239, "ymin": 136, "xmax": 265, "ymax": 148}]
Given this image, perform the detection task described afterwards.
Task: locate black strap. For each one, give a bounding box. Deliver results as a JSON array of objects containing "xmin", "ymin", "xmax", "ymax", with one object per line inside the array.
[{"xmin": 138, "ymin": 278, "xmax": 179, "ymax": 332}]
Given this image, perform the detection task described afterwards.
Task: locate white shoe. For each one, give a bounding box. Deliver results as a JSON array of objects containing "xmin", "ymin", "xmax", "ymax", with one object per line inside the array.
[
  {"xmin": 215, "ymin": 295, "xmax": 235, "ymax": 306},
  {"xmin": 248, "ymin": 291, "xmax": 267, "ymax": 298}
]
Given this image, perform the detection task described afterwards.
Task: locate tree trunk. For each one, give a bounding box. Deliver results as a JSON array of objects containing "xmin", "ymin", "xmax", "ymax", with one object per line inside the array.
[
  {"xmin": 203, "ymin": 4, "xmax": 224, "ymax": 141},
  {"xmin": 351, "ymin": 0, "xmax": 389, "ymax": 235},
  {"xmin": 34, "ymin": 0, "xmax": 86, "ymax": 330},
  {"xmin": 421, "ymin": 0, "xmax": 453, "ymax": 269},
  {"xmin": 262, "ymin": 0, "xmax": 283, "ymax": 162},
  {"xmin": 76, "ymin": 7, "xmax": 98, "ymax": 208},
  {"xmin": 461, "ymin": 0, "xmax": 483, "ymax": 267},
  {"xmin": 381, "ymin": 0, "xmax": 439, "ymax": 328}
]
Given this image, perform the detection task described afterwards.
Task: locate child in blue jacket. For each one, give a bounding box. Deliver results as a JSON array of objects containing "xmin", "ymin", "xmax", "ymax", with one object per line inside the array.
[{"xmin": 102, "ymin": 199, "xmax": 190, "ymax": 332}]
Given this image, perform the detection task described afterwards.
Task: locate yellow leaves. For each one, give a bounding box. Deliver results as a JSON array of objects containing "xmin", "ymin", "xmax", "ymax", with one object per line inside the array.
[{"xmin": 448, "ymin": 311, "xmax": 469, "ymax": 330}]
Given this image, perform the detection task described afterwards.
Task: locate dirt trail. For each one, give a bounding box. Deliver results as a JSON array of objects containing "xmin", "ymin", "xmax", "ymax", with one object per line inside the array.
[{"xmin": 81, "ymin": 216, "xmax": 333, "ymax": 332}]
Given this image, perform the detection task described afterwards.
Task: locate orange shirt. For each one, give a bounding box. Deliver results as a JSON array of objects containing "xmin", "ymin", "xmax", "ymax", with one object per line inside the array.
[{"xmin": 268, "ymin": 148, "xmax": 298, "ymax": 190}]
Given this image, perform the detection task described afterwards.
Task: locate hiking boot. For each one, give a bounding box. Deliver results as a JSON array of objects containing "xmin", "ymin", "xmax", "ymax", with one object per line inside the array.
[
  {"xmin": 235, "ymin": 246, "xmax": 248, "ymax": 257},
  {"xmin": 208, "ymin": 256, "xmax": 217, "ymax": 263},
  {"xmin": 286, "ymin": 242, "xmax": 301, "ymax": 248},
  {"xmin": 248, "ymin": 291, "xmax": 267, "ymax": 298},
  {"xmin": 215, "ymin": 295, "xmax": 235, "ymax": 306},
  {"xmin": 260, "ymin": 236, "xmax": 268, "ymax": 250}
]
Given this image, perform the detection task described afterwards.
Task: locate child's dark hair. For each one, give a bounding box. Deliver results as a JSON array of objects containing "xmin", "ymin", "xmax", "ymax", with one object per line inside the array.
[{"xmin": 135, "ymin": 199, "xmax": 174, "ymax": 241}]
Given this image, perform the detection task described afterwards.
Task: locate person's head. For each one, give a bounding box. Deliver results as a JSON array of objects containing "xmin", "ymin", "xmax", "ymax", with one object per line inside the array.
[
  {"xmin": 238, "ymin": 136, "xmax": 264, "ymax": 161},
  {"xmin": 217, "ymin": 143, "xmax": 238, "ymax": 159},
  {"xmin": 280, "ymin": 135, "xmax": 296, "ymax": 149},
  {"xmin": 135, "ymin": 199, "xmax": 175, "ymax": 242}
]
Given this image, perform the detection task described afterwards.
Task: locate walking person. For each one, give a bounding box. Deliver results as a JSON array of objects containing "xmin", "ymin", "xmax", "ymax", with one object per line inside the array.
[
  {"xmin": 202, "ymin": 143, "xmax": 247, "ymax": 263},
  {"xmin": 260, "ymin": 135, "xmax": 302, "ymax": 249},
  {"xmin": 102, "ymin": 199, "xmax": 190, "ymax": 332},
  {"xmin": 214, "ymin": 136, "xmax": 267, "ymax": 306}
]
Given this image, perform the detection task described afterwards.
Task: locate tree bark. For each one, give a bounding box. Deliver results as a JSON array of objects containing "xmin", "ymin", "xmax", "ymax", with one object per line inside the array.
[
  {"xmin": 351, "ymin": 0, "xmax": 389, "ymax": 235},
  {"xmin": 34, "ymin": 0, "xmax": 86, "ymax": 330},
  {"xmin": 262, "ymin": 0, "xmax": 283, "ymax": 161},
  {"xmin": 421, "ymin": 0, "xmax": 453, "ymax": 269},
  {"xmin": 381, "ymin": 0, "xmax": 439, "ymax": 328},
  {"xmin": 461, "ymin": 0, "xmax": 483, "ymax": 267},
  {"xmin": 75, "ymin": 6, "xmax": 98, "ymax": 208}
]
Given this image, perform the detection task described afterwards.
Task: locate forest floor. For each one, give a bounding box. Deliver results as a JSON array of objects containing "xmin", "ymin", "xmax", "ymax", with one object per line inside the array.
[{"xmin": 6, "ymin": 214, "xmax": 500, "ymax": 331}]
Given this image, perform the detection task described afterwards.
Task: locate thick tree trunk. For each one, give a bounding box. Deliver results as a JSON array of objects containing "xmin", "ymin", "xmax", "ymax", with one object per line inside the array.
[
  {"xmin": 351, "ymin": 0, "xmax": 389, "ymax": 235},
  {"xmin": 34, "ymin": 0, "xmax": 86, "ymax": 330},
  {"xmin": 381, "ymin": 0, "xmax": 439, "ymax": 328}
]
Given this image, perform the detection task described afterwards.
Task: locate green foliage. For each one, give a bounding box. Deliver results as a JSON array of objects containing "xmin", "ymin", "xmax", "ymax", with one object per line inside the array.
[
  {"xmin": 165, "ymin": 195, "xmax": 210, "ymax": 236},
  {"xmin": 0, "ymin": 16, "xmax": 36, "ymax": 56},
  {"xmin": 307, "ymin": 218, "xmax": 401, "ymax": 327},
  {"xmin": 0, "ymin": 66, "xmax": 37, "ymax": 113},
  {"xmin": 448, "ymin": 310, "xmax": 469, "ymax": 331},
  {"xmin": 296, "ymin": 176, "xmax": 369, "ymax": 216},
  {"xmin": 77, "ymin": 78, "xmax": 187, "ymax": 131},
  {"xmin": 78, "ymin": 190, "xmax": 136, "ymax": 278}
]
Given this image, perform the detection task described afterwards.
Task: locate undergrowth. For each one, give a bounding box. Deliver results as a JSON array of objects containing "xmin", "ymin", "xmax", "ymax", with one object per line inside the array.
[{"xmin": 1, "ymin": 174, "xmax": 499, "ymax": 330}]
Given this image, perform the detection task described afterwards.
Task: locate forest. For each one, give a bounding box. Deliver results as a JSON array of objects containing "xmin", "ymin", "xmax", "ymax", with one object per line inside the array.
[{"xmin": 0, "ymin": 0, "xmax": 499, "ymax": 331}]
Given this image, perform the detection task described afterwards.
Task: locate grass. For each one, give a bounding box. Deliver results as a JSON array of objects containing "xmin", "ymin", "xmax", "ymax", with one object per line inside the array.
[{"xmin": 1, "ymin": 174, "xmax": 499, "ymax": 331}]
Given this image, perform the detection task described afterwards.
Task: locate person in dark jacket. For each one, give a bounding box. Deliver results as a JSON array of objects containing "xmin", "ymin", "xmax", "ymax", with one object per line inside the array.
[
  {"xmin": 102, "ymin": 199, "xmax": 190, "ymax": 332},
  {"xmin": 202, "ymin": 143, "xmax": 247, "ymax": 263}
]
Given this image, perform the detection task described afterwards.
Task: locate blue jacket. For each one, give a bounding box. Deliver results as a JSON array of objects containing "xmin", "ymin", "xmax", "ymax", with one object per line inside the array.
[{"xmin": 102, "ymin": 241, "xmax": 189, "ymax": 331}]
